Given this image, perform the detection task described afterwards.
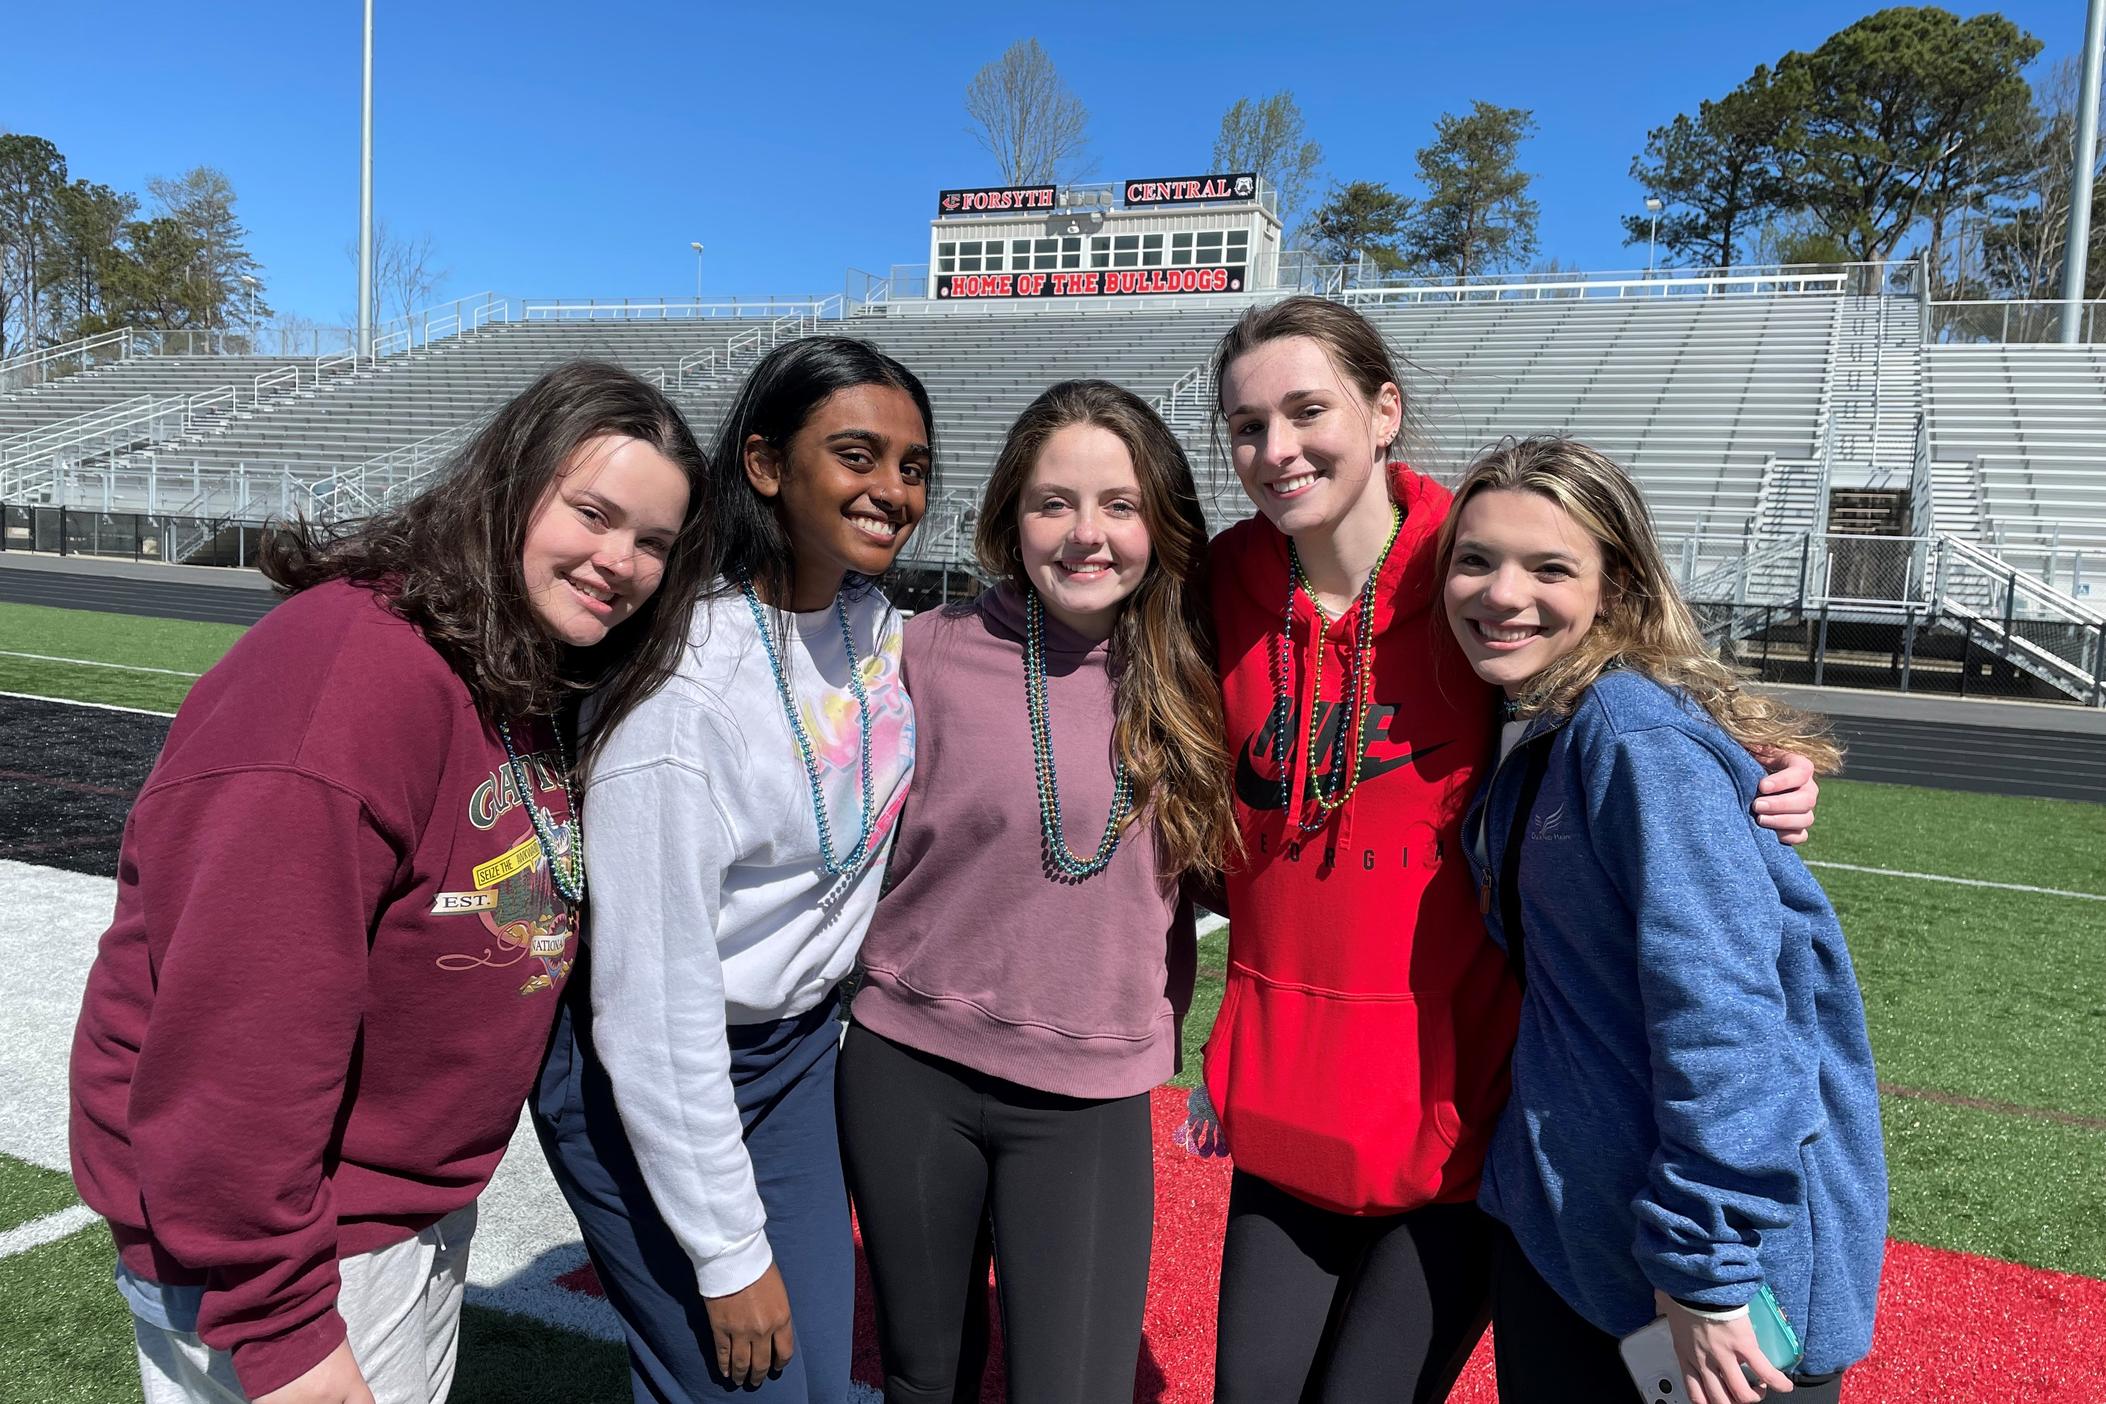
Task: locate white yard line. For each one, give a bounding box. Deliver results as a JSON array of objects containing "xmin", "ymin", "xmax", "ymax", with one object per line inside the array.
[
  {"xmin": 0, "ymin": 650, "xmax": 201, "ymax": 677},
  {"xmin": 0, "ymin": 688, "xmax": 176, "ymax": 717},
  {"xmin": 0, "ymin": 1204, "xmax": 98, "ymax": 1259},
  {"xmin": 1805, "ymin": 860, "xmax": 2106, "ymax": 904}
]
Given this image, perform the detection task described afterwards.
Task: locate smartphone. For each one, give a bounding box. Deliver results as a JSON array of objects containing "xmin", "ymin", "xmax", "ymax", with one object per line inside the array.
[{"xmin": 1618, "ymin": 1285, "xmax": 1804, "ymax": 1402}]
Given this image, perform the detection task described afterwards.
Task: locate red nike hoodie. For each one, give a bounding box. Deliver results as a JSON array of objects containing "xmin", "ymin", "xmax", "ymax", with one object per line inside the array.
[{"xmin": 1202, "ymin": 465, "xmax": 1517, "ymax": 1215}]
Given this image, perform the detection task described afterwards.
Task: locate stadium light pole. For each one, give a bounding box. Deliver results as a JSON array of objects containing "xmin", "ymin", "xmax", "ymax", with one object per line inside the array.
[
  {"xmin": 2059, "ymin": 0, "xmax": 2106, "ymax": 344},
  {"xmin": 1644, "ymin": 196, "xmax": 1664, "ymax": 274},
  {"xmin": 691, "ymin": 242, "xmax": 704, "ymax": 302},
  {"xmin": 357, "ymin": 0, "xmax": 375, "ymax": 362}
]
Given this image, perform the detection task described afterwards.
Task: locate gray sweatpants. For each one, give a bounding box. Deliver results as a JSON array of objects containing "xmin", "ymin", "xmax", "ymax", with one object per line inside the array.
[{"xmin": 127, "ymin": 1202, "xmax": 477, "ymax": 1404}]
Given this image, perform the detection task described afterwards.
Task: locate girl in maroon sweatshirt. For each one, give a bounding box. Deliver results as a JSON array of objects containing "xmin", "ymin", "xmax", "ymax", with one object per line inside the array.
[
  {"xmin": 1195, "ymin": 299, "xmax": 1822, "ymax": 1402},
  {"xmin": 840, "ymin": 380, "xmax": 1236, "ymax": 1403},
  {"xmin": 68, "ymin": 363, "xmax": 708, "ymax": 1404}
]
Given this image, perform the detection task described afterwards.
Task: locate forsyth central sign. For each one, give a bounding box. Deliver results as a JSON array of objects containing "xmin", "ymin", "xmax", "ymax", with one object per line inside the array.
[{"xmin": 935, "ymin": 267, "xmax": 1245, "ymax": 300}]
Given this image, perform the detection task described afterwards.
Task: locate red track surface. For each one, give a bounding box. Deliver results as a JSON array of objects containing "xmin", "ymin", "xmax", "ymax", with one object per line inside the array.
[{"xmin": 565, "ymin": 1087, "xmax": 2101, "ymax": 1400}]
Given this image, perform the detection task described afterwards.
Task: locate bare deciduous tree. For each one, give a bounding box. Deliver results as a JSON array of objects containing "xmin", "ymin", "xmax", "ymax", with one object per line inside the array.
[
  {"xmin": 1213, "ymin": 93, "xmax": 1324, "ymax": 236},
  {"xmin": 965, "ymin": 39, "xmax": 1093, "ymax": 187},
  {"xmin": 343, "ymin": 218, "xmax": 448, "ymax": 329}
]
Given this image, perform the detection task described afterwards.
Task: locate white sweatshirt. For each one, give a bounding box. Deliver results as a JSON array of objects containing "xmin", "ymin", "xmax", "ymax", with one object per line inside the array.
[{"xmin": 581, "ymin": 585, "xmax": 914, "ymax": 1298}]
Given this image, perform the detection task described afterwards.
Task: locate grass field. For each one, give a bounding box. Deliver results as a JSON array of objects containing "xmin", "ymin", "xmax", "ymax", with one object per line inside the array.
[
  {"xmin": 0, "ymin": 602, "xmax": 238, "ymax": 712},
  {"xmin": 2, "ymin": 601, "xmax": 2100, "ymax": 1400}
]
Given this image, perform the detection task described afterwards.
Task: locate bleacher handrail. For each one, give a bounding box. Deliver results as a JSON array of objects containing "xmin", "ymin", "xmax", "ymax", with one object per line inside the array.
[
  {"xmin": 519, "ymin": 297, "xmax": 838, "ymax": 322},
  {"xmin": 1339, "ymin": 269, "xmax": 1848, "ymax": 305},
  {"xmin": 307, "ymin": 417, "xmax": 486, "ymax": 520},
  {"xmin": 254, "ymin": 364, "xmax": 303, "ymax": 402},
  {"xmin": 1302, "ymin": 256, "xmax": 1912, "ymax": 298},
  {"xmin": 0, "ymin": 327, "xmax": 136, "ymax": 396},
  {"xmin": 369, "ymin": 291, "xmax": 507, "ymax": 357},
  {"xmin": 1926, "ymin": 298, "xmax": 2106, "ymax": 345},
  {"xmin": 0, "ymin": 392, "xmax": 189, "ymax": 464}
]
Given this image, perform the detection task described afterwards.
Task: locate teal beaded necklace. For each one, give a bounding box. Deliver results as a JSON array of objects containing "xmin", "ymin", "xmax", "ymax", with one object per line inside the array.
[
  {"xmin": 1025, "ymin": 590, "xmax": 1133, "ymax": 880},
  {"xmin": 496, "ymin": 718, "xmax": 585, "ymax": 905},
  {"xmin": 740, "ymin": 577, "xmax": 876, "ymax": 878}
]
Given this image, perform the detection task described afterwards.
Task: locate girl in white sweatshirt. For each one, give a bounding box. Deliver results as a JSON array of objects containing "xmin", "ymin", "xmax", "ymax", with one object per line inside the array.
[{"xmin": 533, "ymin": 337, "xmax": 932, "ymax": 1403}]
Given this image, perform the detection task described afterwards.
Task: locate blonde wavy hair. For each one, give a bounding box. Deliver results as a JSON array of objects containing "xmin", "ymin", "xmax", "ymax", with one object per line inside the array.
[
  {"xmin": 976, "ymin": 379, "xmax": 1238, "ymax": 878},
  {"xmin": 1439, "ymin": 437, "xmax": 1843, "ymax": 774}
]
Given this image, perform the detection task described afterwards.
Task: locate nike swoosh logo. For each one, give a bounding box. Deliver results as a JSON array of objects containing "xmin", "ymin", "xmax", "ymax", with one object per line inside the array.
[{"xmin": 1235, "ymin": 713, "xmax": 1454, "ymax": 812}]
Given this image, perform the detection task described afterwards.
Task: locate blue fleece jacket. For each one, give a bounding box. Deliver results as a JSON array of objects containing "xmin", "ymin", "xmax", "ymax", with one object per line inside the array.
[{"xmin": 1466, "ymin": 669, "xmax": 1887, "ymax": 1376}]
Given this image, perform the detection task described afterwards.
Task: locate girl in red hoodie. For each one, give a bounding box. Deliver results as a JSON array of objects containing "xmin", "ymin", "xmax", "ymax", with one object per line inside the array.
[{"xmin": 1192, "ymin": 298, "xmax": 1821, "ymax": 1402}]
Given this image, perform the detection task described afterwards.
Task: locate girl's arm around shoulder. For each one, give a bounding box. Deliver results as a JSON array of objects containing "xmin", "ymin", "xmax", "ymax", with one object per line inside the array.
[
  {"xmin": 1572, "ymin": 693, "xmax": 1821, "ymax": 1308},
  {"xmin": 580, "ymin": 700, "xmax": 770, "ymax": 1298}
]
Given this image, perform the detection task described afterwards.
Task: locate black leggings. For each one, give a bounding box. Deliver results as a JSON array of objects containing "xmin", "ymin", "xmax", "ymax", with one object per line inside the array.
[
  {"xmin": 835, "ymin": 1022, "xmax": 1154, "ymax": 1404},
  {"xmin": 1490, "ymin": 1222, "xmax": 1844, "ymax": 1404},
  {"xmin": 1212, "ymin": 1170, "xmax": 1494, "ymax": 1404}
]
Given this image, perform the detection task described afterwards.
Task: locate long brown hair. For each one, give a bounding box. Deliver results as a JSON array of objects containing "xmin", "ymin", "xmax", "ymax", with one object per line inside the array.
[
  {"xmin": 262, "ymin": 360, "xmax": 713, "ymax": 766},
  {"xmin": 975, "ymin": 379, "xmax": 1237, "ymax": 877},
  {"xmin": 1439, "ymin": 436, "xmax": 1843, "ymax": 773}
]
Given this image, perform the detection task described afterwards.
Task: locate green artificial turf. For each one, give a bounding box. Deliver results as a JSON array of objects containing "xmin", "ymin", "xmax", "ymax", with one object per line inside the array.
[
  {"xmin": 1833, "ymin": 868, "xmax": 2106, "ymax": 1121},
  {"xmin": 0, "ymin": 601, "xmax": 246, "ymax": 712},
  {"xmin": 1883, "ymin": 1094, "xmax": 2106, "ymax": 1280},
  {"xmin": 0, "ymin": 655, "xmax": 189, "ymax": 713},
  {"xmin": 0, "ymin": 602, "xmax": 247, "ymax": 674},
  {"xmin": 0, "ymin": 1209, "xmax": 634, "ymax": 1404},
  {"xmin": 1172, "ymin": 926, "xmax": 1228, "ymax": 1090},
  {"xmin": 0, "ymin": 1223, "xmax": 139, "ymax": 1404},
  {"xmin": 0, "ymin": 1155, "xmax": 79, "ymax": 1236},
  {"xmin": 1807, "ymin": 777, "xmax": 2106, "ymax": 897}
]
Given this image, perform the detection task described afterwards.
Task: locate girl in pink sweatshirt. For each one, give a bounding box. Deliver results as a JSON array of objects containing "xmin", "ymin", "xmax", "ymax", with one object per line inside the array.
[{"xmin": 840, "ymin": 379, "xmax": 1235, "ymax": 1403}]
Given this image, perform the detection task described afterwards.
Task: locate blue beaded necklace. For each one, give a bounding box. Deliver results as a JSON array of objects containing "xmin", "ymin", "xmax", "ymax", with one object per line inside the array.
[
  {"xmin": 496, "ymin": 718, "xmax": 585, "ymax": 906},
  {"xmin": 1025, "ymin": 589, "xmax": 1133, "ymax": 880},
  {"xmin": 740, "ymin": 577, "xmax": 876, "ymax": 878}
]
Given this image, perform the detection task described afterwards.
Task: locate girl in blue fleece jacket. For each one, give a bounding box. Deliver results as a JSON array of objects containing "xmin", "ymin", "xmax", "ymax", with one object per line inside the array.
[{"xmin": 1437, "ymin": 437, "xmax": 1887, "ymax": 1404}]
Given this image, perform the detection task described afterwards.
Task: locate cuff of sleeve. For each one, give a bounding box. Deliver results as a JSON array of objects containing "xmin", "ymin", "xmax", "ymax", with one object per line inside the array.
[
  {"xmin": 229, "ymin": 1307, "xmax": 349, "ymax": 1398},
  {"xmin": 692, "ymin": 1229, "xmax": 774, "ymax": 1299},
  {"xmin": 1671, "ymin": 1297, "xmax": 1752, "ymax": 1322},
  {"xmin": 1641, "ymin": 1261, "xmax": 1759, "ymax": 1312}
]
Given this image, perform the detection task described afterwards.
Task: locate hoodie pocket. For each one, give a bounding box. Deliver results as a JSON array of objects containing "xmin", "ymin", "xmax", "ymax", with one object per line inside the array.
[{"xmin": 1205, "ymin": 963, "xmax": 1464, "ymax": 1214}]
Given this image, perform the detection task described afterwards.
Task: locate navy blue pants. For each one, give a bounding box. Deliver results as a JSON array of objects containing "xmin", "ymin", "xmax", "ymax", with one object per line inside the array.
[{"xmin": 533, "ymin": 968, "xmax": 853, "ymax": 1404}]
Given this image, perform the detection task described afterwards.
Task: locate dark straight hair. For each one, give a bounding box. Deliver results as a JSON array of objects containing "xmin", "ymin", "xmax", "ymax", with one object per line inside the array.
[
  {"xmin": 703, "ymin": 335, "xmax": 936, "ymax": 610},
  {"xmin": 261, "ymin": 360, "xmax": 713, "ymax": 764}
]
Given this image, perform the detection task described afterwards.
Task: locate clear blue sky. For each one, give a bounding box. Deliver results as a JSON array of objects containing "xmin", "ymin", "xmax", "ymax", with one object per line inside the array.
[{"xmin": 1, "ymin": 1, "xmax": 2087, "ymax": 325}]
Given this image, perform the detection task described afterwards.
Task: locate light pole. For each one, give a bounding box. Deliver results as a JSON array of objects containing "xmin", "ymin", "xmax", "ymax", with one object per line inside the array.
[
  {"xmin": 690, "ymin": 242, "xmax": 704, "ymax": 302},
  {"xmin": 1644, "ymin": 196, "xmax": 1664, "ymax": 274},
  {"xmin": 2060, "ymin": 0, "xmax": 2105, "ymax": 343},
  {"xmin": 357, "ymin": 0, "xmax": 375, "ymax": 361}
]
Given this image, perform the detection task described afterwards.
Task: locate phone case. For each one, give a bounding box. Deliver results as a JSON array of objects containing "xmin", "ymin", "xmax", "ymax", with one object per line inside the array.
[
  {"xmin": 1618, "ymin": 1317, "xmax": 1693, "ymax": 1404},
  {"xmin": 1748, "ymin": 1284, "xmax": 1805, "ymax": 1373},
  {"xmin": 1618, "ymin": 1285, "xmax": 1805, "ymax": 1402}
]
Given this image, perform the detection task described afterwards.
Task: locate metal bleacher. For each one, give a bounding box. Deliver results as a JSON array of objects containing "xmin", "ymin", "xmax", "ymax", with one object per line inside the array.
[
  {"xmin": 1363, "ymin": 294, "xmax": 1834, "ymax": 545},
  {"xmin": 5, "ymin": 267, "xmax": 2105, "ymax": 703},
  {"xmin": 1923, "ymin": 343, "xmax": 2106, "ymax": 557}
]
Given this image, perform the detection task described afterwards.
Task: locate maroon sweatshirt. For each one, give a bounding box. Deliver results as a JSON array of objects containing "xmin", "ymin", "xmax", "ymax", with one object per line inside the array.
[
  {"xmin": 69, "ymin": 579, "xmax": 580, "ymax": 1396},
  {"xmin": 852, "ymin": 584, "xmax": 1194, "ymax": 1100}
]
